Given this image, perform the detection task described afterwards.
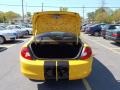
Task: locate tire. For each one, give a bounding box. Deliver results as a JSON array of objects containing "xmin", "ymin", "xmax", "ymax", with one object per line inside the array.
[
  {"xmin": 105, "ymin": 36, "xmax": 109, "ymax": 40},
  {"xmin": 26, "ymin": 31, "xmax": 29, "ymax": 35},
  {"xmin": 0, "ymin": 36, "xmax": 5, "ymax": 44},
  {"xmin": 115, "ymin": 41, "xmax": 120, "ymax": 44},
  {"xmin": 94, "ymin": 32, "xmax": 99, "ymax": 36},
  {"xmin": 103, "ymin": 36, "xmax": 106, "ymax": 39}
]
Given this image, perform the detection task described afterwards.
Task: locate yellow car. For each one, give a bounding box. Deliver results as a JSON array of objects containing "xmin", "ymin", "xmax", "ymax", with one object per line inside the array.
[{"xmin": 20, "ymin": 11, "xmax": 93, "ymax": 81}]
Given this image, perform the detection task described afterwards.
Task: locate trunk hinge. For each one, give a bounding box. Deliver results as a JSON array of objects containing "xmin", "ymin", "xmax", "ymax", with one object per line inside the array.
[
  {"xmin": 33, "ymin": 15, "xmax": 39, "ymax": 44},
  {"xmin": 76, "ymin": 24, "xmax": 79, "ymax": 45},
  {"xmin": 33, "ymin": 28, "xmax": 38, "ymax": 44},
  {"xmin": 77, "ymin": 34, "xmax": 79, "ymax": 45},
  {"xmin": 56, "ymin": 61, "xmax": 58, "ymax": 81}
]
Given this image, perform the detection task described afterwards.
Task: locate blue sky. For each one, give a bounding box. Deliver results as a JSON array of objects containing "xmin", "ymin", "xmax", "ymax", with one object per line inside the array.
[{"xmin": 0, "ymin": 0, "xmax": 120, "ymax": 18}]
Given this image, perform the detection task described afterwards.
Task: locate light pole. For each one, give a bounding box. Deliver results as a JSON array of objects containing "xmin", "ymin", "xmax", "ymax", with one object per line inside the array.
[
  {"xmin": 22, "ymin": 0, "xmax": 24, "ymax": 24},
  {"xmin": 42, "ymin": 3, "xmax": 43, "ymax": 12},
  {"xmin": 82, "ymin": 5, "xmax": 85, "ymax": 24}
]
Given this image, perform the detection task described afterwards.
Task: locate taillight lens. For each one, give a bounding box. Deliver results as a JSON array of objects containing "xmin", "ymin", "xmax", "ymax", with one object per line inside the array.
[
  {"xmin": 21, "ymin": 47, "xmax": 32, "ymax": 60},
  {"xmin": 112, "ymin": 33, "xmax": 120, "ymax": 37},
  {"xmin": 80, "ymin": 47, "xmax": 92, "ymax": 60}
]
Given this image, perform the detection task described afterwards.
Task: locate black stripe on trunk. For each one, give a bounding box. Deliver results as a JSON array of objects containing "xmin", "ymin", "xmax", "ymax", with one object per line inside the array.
[
  {"xmin": 57, "ymin": 61, "xmax": 69, "ymax": 80},
  {"xmin": 44, "ymin": 61, "xmax": 56, "ymax": 80}
]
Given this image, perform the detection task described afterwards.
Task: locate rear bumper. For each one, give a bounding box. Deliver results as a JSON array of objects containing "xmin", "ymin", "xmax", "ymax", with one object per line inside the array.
[
  {"xmin": 4, "ymin": 35, "xmax": 16, "ymax": 41},
  {"xmin": 20, "ymin": 57, "xmax": 93, "ymax": 81}
]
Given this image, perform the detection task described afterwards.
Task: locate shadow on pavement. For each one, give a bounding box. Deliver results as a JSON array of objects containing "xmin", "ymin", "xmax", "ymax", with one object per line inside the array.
[
  {"xmin": 110, "ymin": 42, "xmax": 120, "ymax": 47},
  {"xmin": 0, "ymin": 47, "xmax": 7, "ymax": 52},
  {"xmin": 37, "ymin": 57, "xmax": 120, "ymax": 90},
  {"xmin": 20, "ymin": 35, "xmax": 31, "ymax": 39},
  {"xmin": 37, "ymin": 80, "xmax": 85, "ymax": 90},
  {"xmin": 4, "ymin": 40, "xmax": 24, "ymax": 44},
  {"xmin": 87, "ymin": 57, "xmax": 120, "ymax": 90}
]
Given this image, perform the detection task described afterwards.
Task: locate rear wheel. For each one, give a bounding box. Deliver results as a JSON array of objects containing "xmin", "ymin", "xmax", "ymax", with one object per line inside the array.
[
  {"xmin": 103, "ymin": 36, "xmax": 106, "ymax": 39},
  {"xmin": 26, "ymin": 31, "xmax": 29, "ymax": 35},
  {"xmin": 94, "ymin": 32, "xmax": 99, "ymax": 36},
  {"xmin": 0, "ymin": 36, "xmax": 5, "ymax": 44},
  {"xmin": 115, "ymin": 41, "xmax": 120, "ymax": 44}
]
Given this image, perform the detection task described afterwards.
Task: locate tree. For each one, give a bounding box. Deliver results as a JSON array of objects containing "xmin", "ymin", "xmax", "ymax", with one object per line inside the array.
[
  {"xmin": 5, "ymin": 11, "xmax": 20, "ymax": 22},
  {"xmin": 26, "ymin": 12, "xmax": 31, "ymax": 17},
  {"xmin": 60, "ymin": 7, "xmax": 68, "ymax": 11},
  {"xmin": 95, "ymin": 8, "xmax": 108, "ymax": 23},
  {"xmin": 87, "ymin": 12, "xmax": 95, "ymax": 23},
  {"xmin": 0, "ymin": 11, "xmax": 6, "ymax": 23},
  {"xmin": 111, "ymin": 9, "xmax": 120, "ymax": 23},
  {"xmin": 87, "ymin": 7, "xmax": 113, "ymax": 23},
  {"xmin": 95, "ymin": 11, "xmax": 109, "ymax": 23}
]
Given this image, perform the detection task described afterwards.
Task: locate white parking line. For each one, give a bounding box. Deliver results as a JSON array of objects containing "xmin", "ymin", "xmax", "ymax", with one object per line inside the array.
[
  {"xmin": 82, "ymin": 35, "xmax": 120, "ymax": 55},
  {"xmin": 0, "ymin": 38, "xmax": 30, "ymax": 49},
  {"xmin": 90, "ymin": 39, "xmax": 120, "ymax": 55},
  {"xmin": 0, "ymin": 44, "xmax": 16, "ymax": 49},
  {"xmin": 82, "ymin": 79, "xmax": 92, "ymax": 90},
  {"xmin": 110, "ymin": 48, "xmax": 120, "ymax": 50},
  {"xmin": 4, "ymin": 44, "xmax": 16, "ymax": 48}
]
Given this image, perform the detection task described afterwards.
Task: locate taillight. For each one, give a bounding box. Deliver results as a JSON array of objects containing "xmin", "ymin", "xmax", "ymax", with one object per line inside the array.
[
  {"xmin": 112, "ymin": 33, "xmax": 120, "ymax": 37},
  {"xmin": 21, "ymin": 47, "xmax": 32, "ymax": 60},
  {"xmin": 80, "ymin": 47, "xmax": 92, "ymax": 60}
]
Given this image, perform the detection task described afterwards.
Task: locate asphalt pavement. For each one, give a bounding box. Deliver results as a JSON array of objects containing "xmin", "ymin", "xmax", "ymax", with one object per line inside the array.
[
  {"xmin": 0, "ymin": 33, "xmax": 120, "ymax": 90},
  {"xmin": 81, "ymin": 33, "xmax": 120, "ymax": 90}
]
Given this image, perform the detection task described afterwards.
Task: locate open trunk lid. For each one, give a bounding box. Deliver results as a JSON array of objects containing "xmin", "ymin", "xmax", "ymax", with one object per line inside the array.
[{"xmin": 32, "ymin": 11, "xmax": 81, "ymax": 36}]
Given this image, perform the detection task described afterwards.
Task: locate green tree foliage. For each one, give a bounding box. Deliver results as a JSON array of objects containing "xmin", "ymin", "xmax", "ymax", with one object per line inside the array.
[
  {"xmin": 87, "ymin": 7, "xmax": 113, "ymax": 23},
  {"xmin": 0, "ymin": 11, "xmax": 21, "ymax": 23},
  {"xmin": 60, "ymin": 7, "xmax": 68, "ymax": 11},
  {"xmin": 111, "ymin": 9, "xmax": 120, "ymax": 23},
  {"xmin": 87, "ymin": 12, "xmax": 95, "ymax": 22},
  {"xmin": 26, "ymin": 12, "xmax": 31, "ymax": 17},
  {"xmin": 5, "ymin": 11, "xmax": 20, "ymax": 22},
  {"xmin": 95, "ymin": 8, "xmax": 112, "ymax": 23},
  {"xmin": 0, "ymin": 11, "xmax": 6, "ymax": 23}
]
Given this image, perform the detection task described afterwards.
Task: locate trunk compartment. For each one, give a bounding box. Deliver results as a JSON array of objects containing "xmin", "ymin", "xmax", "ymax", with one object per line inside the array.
[{"xmin": 29, "ymin": 41, "xmax": 83, "ymax": 59}]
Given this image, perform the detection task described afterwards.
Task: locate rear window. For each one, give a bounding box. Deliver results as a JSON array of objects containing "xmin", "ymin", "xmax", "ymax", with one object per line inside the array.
[
  {"xmin": 109, "ymin": 25, "xmax": 120, "ymax": 29},
  {"xmin": 0, "ymin": 27, "xmax": 5, "ymax": 30},
  {"xmin": 15, "ymin": 26, "xmax": 21, "ymax": 29}
]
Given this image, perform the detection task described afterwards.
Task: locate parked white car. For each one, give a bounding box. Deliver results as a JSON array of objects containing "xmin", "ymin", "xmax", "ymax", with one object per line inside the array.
[
  {"xmin": 0, "ymin": 26, "xmax": 17, "ymax": 44},
  {"xmin": 20, "ymin": 25, "xmax": 32, "ymax": 35},
  {"xmin": 6, "ymin": 25, "xmax": 27, "ymax": 38}
]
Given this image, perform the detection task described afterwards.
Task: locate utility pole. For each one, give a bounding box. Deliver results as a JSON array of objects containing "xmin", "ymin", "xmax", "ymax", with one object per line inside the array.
[
  {"xmin": 42, "ymin": 3, "xmax": 43, "ymax": 12},
  {"xmin": 101, "ymin": 0, "xmax": 106, "ymax": 23},
  {"xmin": 82, "ymin": 6, "xmax": 85, "ymax": 24},
  {"xmin": 26, "ymin": 2, "xmax": 27, "ymax": 15},
  {"xmin": 22, "ymin": 0, "xmax": 24, "ymax": 24},
  {"xmin": 101, "ymin": 0, "xmax": 106, "ymax": 8}
]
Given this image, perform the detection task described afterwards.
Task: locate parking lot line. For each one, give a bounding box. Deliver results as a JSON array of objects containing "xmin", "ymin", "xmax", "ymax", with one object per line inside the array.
[
  {"xmin": 0, "ymin": 38, "xmax": 30, "ymax": 49},
  {"xmin": 82, "ymin": 79, "xmax": 92, "ymax": 90},
  {"xmin": 82, "ymin": 36, "xmax": 120, "ymax": 55},
  {"xmin": 110, "ymin": 48, "xmax": 120, "ymax": 50},
  {"xmin": 81, "ymin": 34, "xmax": 120, "ymax": 55},
  {"xmin": 5, "ymin": 44, "xmax": 16, "ymax": 48},
  {"xmin": 0, "ymin": 44, "xmax": 16, "ymax": 48}
]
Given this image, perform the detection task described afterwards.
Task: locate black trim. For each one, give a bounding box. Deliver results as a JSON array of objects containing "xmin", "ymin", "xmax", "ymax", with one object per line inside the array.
[
  {"xmin": 44, "ymin": 61, "xmax": 56, "ymax": 80},
  {"xmin": 57, "ymin": 61, "xmax": 69, "ymax": 80}
]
